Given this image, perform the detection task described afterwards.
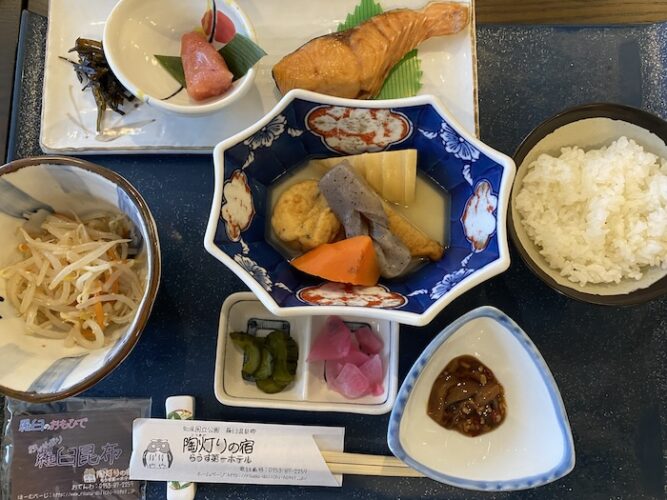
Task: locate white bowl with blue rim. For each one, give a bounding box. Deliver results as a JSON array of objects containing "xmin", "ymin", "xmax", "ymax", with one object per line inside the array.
[
  {"xmin": 204, "ymin": 89, "xmax": 516, "ymax": 327},
  {"xmin": 387, "ymin": 306, "xmax": 575, "ymax": 490},
  {"xmin": 0, "ymin": 156, "xmax": 160, "ymax": 402}
]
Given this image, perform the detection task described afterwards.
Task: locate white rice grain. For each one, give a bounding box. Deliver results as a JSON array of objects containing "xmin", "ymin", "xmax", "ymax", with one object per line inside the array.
[{"xmin": 515, "ymin": 136, "xmax": 667, "ymax": 285}]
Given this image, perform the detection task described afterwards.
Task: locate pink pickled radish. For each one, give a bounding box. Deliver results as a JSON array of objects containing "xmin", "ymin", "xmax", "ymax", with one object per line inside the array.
[
  {"xmin": 307, "ymin": 316, "xmax": 352, "ymax": 362},
  {"xmin": 338, "ymin": 342, "xmax": 370, "ymax": 366},
  {"xmin": 331, "ymin": 363, "xmax": 370, "ymax": 399},
  {"xmin": 355, "ymin": 326, "xmax": 383, "ymax": 355},
  {"xmin": 359, "ymin": 354, "xmax": 383, "ymax": 387}
]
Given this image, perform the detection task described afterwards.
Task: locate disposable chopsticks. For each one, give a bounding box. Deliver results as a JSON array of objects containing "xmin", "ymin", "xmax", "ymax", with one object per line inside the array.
[{"xmin": 321, "ymin": 451, "xmax": 425, "ymax": 477}]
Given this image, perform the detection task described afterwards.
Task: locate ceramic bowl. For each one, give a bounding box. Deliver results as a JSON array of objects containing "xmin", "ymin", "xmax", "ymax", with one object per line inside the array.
[
  {"xmin": 0, "ymin": 156, "xmax": 161, "ymax": 402},
  {"xmin": 387, "ymin": 306, "xmax": 575, "ymax": 490},
  {"xmin": 510, "ymin": 103, "xmax": 667, "ymax": 305},
  {"xmin": 204, "ymin": 89, "xmax": 516, "ymax": 327},
  {"xmin": 214, "ymin": 292, "xmax": 399, "ymax": 414},
  {"xmin": 103, "ymin": 0, "xmax": 256, "ymax": 116}
]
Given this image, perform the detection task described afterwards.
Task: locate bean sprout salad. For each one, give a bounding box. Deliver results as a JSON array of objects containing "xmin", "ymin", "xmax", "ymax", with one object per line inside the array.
[{"xmin": 1, "ymin": 212, "xmax": 144, "ymax": 349}]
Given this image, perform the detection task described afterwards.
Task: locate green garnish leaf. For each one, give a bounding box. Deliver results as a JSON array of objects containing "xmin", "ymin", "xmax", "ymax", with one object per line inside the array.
[
  {"xmin": 337, "ymin": 0, "xmax": 383, "ymax": 31},
  {"xmin": 337, "ymin": 0, "xmax": 422, "ymax": 99},
  {"xmin": 376, "ymin": 49, "xmax": 423, "ymax": 99},
  {"xmin": 219, "ymin": 33, "xmax": 267, "ymax": 81},
  {"xmin": 155, "ymin": 55, "xmax": 186, "ymax": 87}
]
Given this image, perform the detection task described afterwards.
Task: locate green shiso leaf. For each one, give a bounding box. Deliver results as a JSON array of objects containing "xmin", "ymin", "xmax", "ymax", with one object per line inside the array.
[
  {"xmin": 337, "ymin": 0, "xmax": 422, "ymax": 99},
  {"xmin": 155, "ymin": 55, "xmax": 186, "ymax": 87},
  {"xmin": 376, "ymin": 49, "xmax": 423, "ymax": 99},
  {"xmin": 337, "ymin": 0, "xmax": 383, "ymax": 31},
  {"xmin": 154, "ymin": 34, "xmax": 266, "ymax": 87},
  {"xmin": 219, "ymin": 33, "xmax": 267, "ymax": 81}
]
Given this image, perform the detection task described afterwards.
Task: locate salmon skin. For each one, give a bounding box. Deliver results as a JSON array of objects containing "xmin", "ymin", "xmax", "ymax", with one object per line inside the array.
[{"xmin": 272, "ymin": 2, "xmax": 469, "ymax": 99}]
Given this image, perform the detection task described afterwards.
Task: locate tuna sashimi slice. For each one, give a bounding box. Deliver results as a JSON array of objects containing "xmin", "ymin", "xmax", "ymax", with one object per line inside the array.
[
  {"xmin": 307, "ymin": 316, "xmax": 352, "ymax": 362},
  {"xmin": 355, "ymin": 326, "xmax": 384, "ymax": 355},
  {"xmin": 338, "ymin": 342, "xmax": 370, "ymax": 366},
  {"xmin": 181, "ymin": 31, "xmax": 233, "ymax": 101},
  {"xmin": 359, "ymin": 354, "xmax": 383, "ymax": 387},
  {"xmin": 331, "ymin": 363, "xmax": 370, "ymax": 399}
]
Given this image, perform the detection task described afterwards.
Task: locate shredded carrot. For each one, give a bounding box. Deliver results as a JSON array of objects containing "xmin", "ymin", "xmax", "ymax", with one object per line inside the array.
[
  {"xmin": 111, "ymin": 279, "xmax": 119, "ymax": 294},
  {"xmin": 94, "ymin": 302, "xmax": 105, "ymax": 328},
  {"xmin": 18, "ymin": 243, "xmax": 29, "ymax": 252},
  {"xmin": 81, "ymin": 327, "xmax": 95, "ymax": 341},
  {"xmin": 107, "ymin": 247, "xmax": 118, "ymax": 260}
]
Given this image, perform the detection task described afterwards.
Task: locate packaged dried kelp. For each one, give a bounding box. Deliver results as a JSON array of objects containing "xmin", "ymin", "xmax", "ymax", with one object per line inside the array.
[{"xmin": 1, "ymin": 397, "xmax": 150, "ymax": 500}]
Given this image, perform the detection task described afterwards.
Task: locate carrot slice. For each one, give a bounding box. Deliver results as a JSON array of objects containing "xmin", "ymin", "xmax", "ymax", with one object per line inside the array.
[
  {"xmin": 290, "ymin": 235, "xmax": 380, "ymax": 286},
  {"xmin": 94, "ymin": 302, "xmax": 105, "ymax": 328}
]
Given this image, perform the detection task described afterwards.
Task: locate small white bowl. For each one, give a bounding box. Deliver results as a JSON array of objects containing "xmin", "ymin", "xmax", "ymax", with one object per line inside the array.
[
  {"xmin": 387, "ymin": 306, "xmax": 575, "ymax": 490},
  {"xmin": 214, "ymin": 292, "xmax": 399, "ymax": 414},
  {"xmin": 103, "ymin": 0, "xmax": 256, "ymax": 116}
]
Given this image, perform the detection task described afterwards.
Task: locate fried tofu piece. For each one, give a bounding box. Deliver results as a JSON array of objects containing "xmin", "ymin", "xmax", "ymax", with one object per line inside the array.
[
  {"xmin": 271, "ymin": 180, "xmax": 341, "ymax": 251},
  {"xmin": 384, "ymin": 204, "xmax": 444, "ymax": 261}
]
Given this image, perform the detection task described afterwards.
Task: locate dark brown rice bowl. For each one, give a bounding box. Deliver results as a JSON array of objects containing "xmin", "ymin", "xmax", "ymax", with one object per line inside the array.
[{"xmin": 509, "ymin": 103, "xmax": 667, "ymax": 306}]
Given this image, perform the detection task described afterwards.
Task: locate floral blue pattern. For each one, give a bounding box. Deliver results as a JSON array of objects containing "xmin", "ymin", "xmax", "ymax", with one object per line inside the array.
[
  {"xmin": 240, "ymin": 114, "xmax": 303, "ymax": 169},
  {"xmin": 430, "ymin": 253, "xmax": 475, "ymax": 299},
  {"xmin": 462, "ymin": 164, "xmax": 473, "ymax": 186},
  {"xmin": 430, "ymin": 268, "xmax": 476, "ymax": 300},
  {"xmin": 243, "ymin": 114, "xmax": 287, "ymax": 150},
  {"xmin": 210, "ymin": 95, "xmax": 514, "ymax": 321},
  {"xmin": 440, "ymin": 122, "xmax": 480, "ymax": 162},
  {"xmin": 234, "ymin": 254, "xmax": 272, "ymax": 292}
]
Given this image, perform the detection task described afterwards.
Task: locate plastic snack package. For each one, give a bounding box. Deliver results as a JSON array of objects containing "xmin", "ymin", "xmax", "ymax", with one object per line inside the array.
[{"xmin": 1, "ymin": 397, "xmax": 151, "ymax": 500}]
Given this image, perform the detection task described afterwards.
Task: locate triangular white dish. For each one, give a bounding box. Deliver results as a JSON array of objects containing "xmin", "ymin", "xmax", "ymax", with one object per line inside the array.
[{"xmin": 388, "ymin": 306, "xmax": 575, "ymax": 490}]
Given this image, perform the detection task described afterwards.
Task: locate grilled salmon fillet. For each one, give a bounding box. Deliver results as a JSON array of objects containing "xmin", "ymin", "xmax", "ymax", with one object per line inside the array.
[{"xmin": 272, "ymin": 2, "xmax": 469, "ymax": 99}]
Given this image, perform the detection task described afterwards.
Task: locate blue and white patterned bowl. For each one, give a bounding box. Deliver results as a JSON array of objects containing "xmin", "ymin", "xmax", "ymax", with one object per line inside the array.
[
  {"xmin": 204, "ymin": 89, "xmax": 515, "ymax": 326},
  {"xmin": 0, "ymin": 157, "xmax": 161, "ymax": 402},
  {"xmin": 387, "ymin": 306, "xmax": 575, "ymax": 490}
]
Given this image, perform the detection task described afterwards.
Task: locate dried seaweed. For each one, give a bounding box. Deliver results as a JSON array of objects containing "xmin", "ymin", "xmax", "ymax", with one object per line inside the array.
[{"xmin": 60, "ymin": 38, "xmax": 134, "ymax": 133}]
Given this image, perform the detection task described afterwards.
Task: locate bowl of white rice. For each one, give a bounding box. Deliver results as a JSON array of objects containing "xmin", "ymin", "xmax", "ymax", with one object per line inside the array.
[{"xmin": 509, "ymin": 103, "xmax": 667, "ymax": 305}]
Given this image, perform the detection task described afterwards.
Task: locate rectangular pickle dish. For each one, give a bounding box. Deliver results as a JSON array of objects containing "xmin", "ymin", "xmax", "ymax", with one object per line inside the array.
[{"xmin": 214, "ymin": 292, "xmax": 399, "ymax": 414}]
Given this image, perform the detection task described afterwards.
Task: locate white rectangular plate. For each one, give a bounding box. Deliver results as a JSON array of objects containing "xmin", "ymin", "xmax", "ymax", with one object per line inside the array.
[
  {"xmin": 214, "ymin": 292, "xmax": 399, "ymax": 414},
  {"xmin": 41, "ymin": 0, "xmax": 477, "ymax": 154}
]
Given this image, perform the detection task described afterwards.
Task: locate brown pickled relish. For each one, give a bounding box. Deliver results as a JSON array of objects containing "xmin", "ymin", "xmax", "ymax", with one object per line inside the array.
[{"xmin": 427, "ymin": 355, "xmax": 506, "ymax": 437}]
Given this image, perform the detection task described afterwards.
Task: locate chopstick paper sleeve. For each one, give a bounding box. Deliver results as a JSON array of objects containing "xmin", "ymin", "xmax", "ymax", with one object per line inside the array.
[{"xmin": 129, "ymin": 418, "xmax": 344, "ymax": 487}]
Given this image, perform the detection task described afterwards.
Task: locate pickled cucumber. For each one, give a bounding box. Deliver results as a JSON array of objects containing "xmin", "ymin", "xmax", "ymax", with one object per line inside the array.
[
  {"xmin": 230, "ymin": 332, "xmax": 261, "ymax": 376},
  {"xmin": 265, "ymin": 330, "xmax": 298, "ymax": 386},
  {"xmin": 255, "ymin": 377, "xmax": 289, "ymax": 394},
  {"xmin": 231, "ymin": 329, "xmax": 299, "ymax": 393},
  {"xmin": 253, "ymin": 347, "xmax": 274, "ymax": 380}
]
